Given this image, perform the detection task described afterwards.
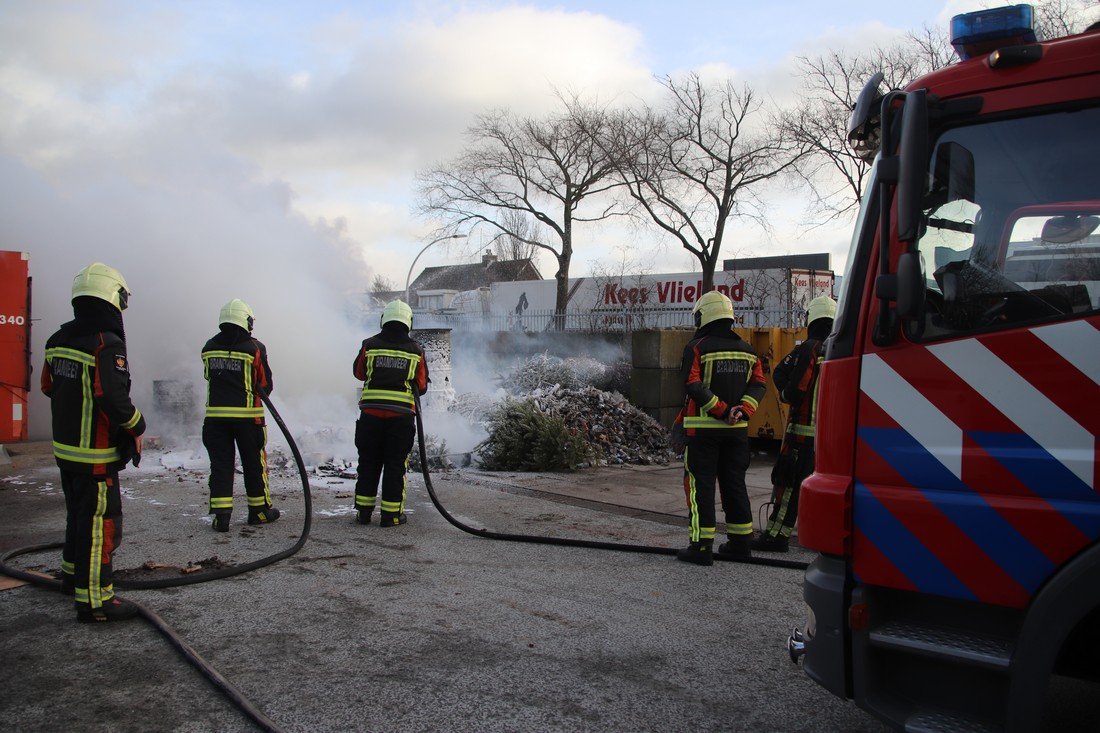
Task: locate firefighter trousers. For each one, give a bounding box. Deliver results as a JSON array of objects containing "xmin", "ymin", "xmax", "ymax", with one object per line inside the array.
[
  {"xmin": 683, "ymin": 430, "xmax": 752, "ymax": 543},
  {"xmin": 355, "ymin": 413, "xmax": 416, "ymax": 517},
  {"xmin": 61, "ymin": 470, "xmax": 123, "ymax": 611},
  {"xmin": 763, "ymin": 437, "xmax": 816, "ymax": 539},
  {"xmin": 202, "ymin": 419, "xmax": 271, "ymax": 514}
]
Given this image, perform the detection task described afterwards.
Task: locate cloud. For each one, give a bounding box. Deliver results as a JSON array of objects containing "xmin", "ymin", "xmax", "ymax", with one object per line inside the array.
[{"xmin": 0, "ymin": 1, "xmax": 178, "ymax": 88}]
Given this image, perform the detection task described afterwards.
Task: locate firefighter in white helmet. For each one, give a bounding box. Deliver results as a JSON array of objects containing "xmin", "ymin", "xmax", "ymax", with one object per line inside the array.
[
  {"xmin": 754, "ymin": 294, "xmax": 837, "ymax": 552},
  {"xmin": 351, "ymin": 300, "xmax": 429, "ymax": 527},
  {"xmin": 201, "ymin": 299, "xmax": 279, "ymax": 531},
  {"xmin": 673, "ymin": 289, "xmax": 767, "ymax": 566},
  {"xmin": 41, "ymin": 263, "xmax": 145, "ymax": 622}
]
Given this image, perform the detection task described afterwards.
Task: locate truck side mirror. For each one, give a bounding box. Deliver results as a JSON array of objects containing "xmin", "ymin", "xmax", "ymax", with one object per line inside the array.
[
  {"xmin": 897, "ymin": 89, "xmax": 928, "ymax": 243},
  {"xmin": 847, "ymin": 71, "xmax": 885, "ymax": 162}
]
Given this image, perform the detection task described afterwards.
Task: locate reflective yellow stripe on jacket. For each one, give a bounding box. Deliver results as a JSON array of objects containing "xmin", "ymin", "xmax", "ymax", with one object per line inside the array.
[
  {"xmin": 202, "ymin": 350, "xmax": 264, "ymax": 418},
  {"xmin": 52, "ymin": 442, "xmax": 122, "ymax": 464},
  {"xmin": 360, "ymin": 349, "xmax": 421, "ymax": 406},
  {"xmin": 691, "ymin": 351, "xmax": 756, "ymax": 429},
  {"xmin": 45, "ymin": 348, "xmax": 99, "ymax": 456},
  {"xmin": 683, "ymin": 416, "xmax": 749, "ymax": 430}
]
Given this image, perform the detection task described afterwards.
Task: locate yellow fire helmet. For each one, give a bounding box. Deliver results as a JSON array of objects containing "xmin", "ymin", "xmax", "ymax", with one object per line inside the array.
[
  {"xmin": 806, "ymin": 295, "xmax": 838, "ymax": 325},
  {"xmin": 72, "ymin": 262, "xmax": 131, "ymax": 311},
  {"xmin": 381, "ymin": 299, "xmax": 413, "ymax": 330},
  {"xmin": 219, "ymin": 299, "xmax": 255, "ymax": 332},
  {"xmin": 692, "ymin": 290, "xmax": 735, "ymax": 327}
]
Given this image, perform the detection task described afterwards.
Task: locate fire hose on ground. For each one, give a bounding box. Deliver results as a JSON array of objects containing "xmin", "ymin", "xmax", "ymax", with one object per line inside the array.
[
  {"xmin": 2, "ymin": 391, "xmax": 809, "ymax": 733},
  {"xmin": 412, "ymin": 392, "xmax": 811, "ymax": 572},
  {"xmin": 1, "ymin": 389, "xmax": 309, "ymax": 733}
]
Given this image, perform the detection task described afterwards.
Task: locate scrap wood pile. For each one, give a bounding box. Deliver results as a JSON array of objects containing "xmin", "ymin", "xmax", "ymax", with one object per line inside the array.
[
  {"xmin": 530, "ymin": 385, "xmax": 674, "ymax": 467},
  {"xmin": 477, "ymin": 372, "xmax": 675, "ymax": 471}
]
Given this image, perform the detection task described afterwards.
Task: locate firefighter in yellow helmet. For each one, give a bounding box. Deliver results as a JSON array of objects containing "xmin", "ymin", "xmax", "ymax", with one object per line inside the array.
[
  {"xmin": 754, "ymin": 294, "xmax": 837, "ymax": 552},
  {"xmin": 674, "ymin": 290, "xmax": 767, "ymax": 566},
  {"xmin": 201, "ymin": 299, "xmax": 279, "ymax": 531},
  {"xmin": 41, "ymin": 263, "xmax": 146, "ymax": 622},
  {"xmin": 351, "ymin": 300, "xmax": 429, "ymax": 526}
]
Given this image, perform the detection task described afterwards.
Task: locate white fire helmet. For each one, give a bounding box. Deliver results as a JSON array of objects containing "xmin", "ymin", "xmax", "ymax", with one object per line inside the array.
[
  {"xmin": 72, "ymin": 262, "xmax": 131, "ymax": 311},
  {"xmin": 807, "ymin": 295, "xmax": 837, "ymax": 325},
  {"xmin": 382, "ymin": 299, "xmax": 413, "ymax": 330},
  {"xmin": 692, "ymin": 290, "xmax": 735, "ymax": 327},
  {"xmin": 219, "ymin": 299, "xmax": 255, "ymax": 332}
]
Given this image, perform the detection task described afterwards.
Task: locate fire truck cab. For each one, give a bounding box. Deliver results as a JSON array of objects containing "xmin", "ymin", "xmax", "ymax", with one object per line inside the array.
[{"xmin": 795, "ymin": 6, "xmax": 1100, "ymax": 731}]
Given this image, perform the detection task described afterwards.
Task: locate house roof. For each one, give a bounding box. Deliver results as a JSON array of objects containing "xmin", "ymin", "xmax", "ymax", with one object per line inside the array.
[{"xmin": 408, "ymin": 257, "xmax": 542, "ymax": 293}]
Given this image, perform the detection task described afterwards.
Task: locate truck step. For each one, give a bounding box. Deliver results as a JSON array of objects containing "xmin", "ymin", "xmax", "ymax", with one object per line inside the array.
[
  {"xmin": 905, "ymin": 709, "xmax": 1001, "ymax": 733},
  {"xmin": 869, "ymin": 621, "xmax": 1012, "ymax": 672}
]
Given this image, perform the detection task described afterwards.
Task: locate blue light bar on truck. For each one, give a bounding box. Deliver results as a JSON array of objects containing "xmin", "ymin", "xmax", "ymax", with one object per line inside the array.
[{"xmin": 951, "ymin": 4, "xmax": 1036, "ymax": 60}]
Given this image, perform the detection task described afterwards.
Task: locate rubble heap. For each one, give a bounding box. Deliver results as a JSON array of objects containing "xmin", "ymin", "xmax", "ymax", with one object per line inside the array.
[
  {"xmin": 409, "ymin": 433, "xmax": 455, "ymax": 472},
  {"xmin": 473, "ymin": 353, "xmax": 672, "ymax": 471},
  {"xmin": 530, "ymin": 385, "xmax": 675, "ymax": 467},
  {"xmin": 507, "ymin": 353, "xmax": 629, "ymax": 395}
]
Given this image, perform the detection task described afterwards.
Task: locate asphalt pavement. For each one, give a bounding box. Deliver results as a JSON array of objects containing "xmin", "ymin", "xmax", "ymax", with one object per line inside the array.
[{"xmin": 0, "ymin": 440, "xmax": 888, "ymax": 733}]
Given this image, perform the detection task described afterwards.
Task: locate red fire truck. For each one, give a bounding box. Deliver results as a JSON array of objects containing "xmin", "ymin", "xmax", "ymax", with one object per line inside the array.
[
  {"xmin": 793, "ymin": 6, "xmax": 1100, "ymax": 731},
  {"xmin": 0, "ymin": 251, "xmax": 31, "ymax": 444}
]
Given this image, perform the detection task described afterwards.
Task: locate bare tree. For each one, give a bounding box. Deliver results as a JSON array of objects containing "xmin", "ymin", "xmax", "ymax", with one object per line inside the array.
[
  {"xmin": 786, "ymin": 0, "xmax": 1094, "ymax": 224},
  {"xmin": 492, "ymin": 210, "xmax": 542, "ymax": 262},
  {"xmin": 1034, "ymin": 0, "xmax": 1097, "ymax": 40},
  {"xmin": 583, "ymin": 245, "xmax": 659, "ymax": 329},
  {"xmin": 369, "ymin": 273, "xmax": 397, "ymax": 304},
  {"xmin": 418, "ymin": 100, "xmax": 624, "ymax": 329},
  {"xmin": 783, "ymin": 37, "xmax": 954, "ymax": 225},
  {"xmin": 602, "ymin": 74, "xmax": 806, "ymax": 292}
]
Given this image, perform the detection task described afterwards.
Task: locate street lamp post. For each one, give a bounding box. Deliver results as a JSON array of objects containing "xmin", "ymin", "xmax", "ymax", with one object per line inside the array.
[{"xmin": 404, "ymin": 234, "xmax": 467, "ymax": 304}]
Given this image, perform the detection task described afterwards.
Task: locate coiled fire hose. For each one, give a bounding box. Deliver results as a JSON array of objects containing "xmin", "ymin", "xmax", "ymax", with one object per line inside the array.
[
  {"xmin": 413, "ymin": 392, "xmax": 810, "ymax": 572},
  {"xmin": 0, "ymin": 389, "xmax": 309, "ymax": 733}
]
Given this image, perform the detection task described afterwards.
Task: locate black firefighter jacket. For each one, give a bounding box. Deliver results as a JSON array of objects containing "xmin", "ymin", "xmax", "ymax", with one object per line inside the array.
[
  {"xmin": 677, "ymin": 322, "xmax": 767, "ymax": 437},
  {"xmin": 353, "ymin": 328, "xmax": 429, "ymax": 416},
  {"xmin": 201, "ymin": 326, "xmax": 273, "ymax": 424},
  {"xmin": 42, "ymin": 327, "xmax": 146, "ymax": 476}
]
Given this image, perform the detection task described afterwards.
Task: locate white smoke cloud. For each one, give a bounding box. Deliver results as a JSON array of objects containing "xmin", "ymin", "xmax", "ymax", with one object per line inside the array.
[{"xmin": 4, "ymin": 142, "xmax": 372, "ymax": 439}]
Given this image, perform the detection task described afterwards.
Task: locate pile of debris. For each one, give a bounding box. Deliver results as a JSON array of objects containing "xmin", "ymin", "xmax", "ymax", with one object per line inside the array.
[
  {"xmin": 530, "ymin": 385, "xmax": 674, "ymax": 467},
  {"xmin": 315, "ymin": 460, "xmax": 357, "ymax": 481},
  {"xmin": 507, "ymin": 353, "xmax": 629, "ymax": 395},
  {"xmin": 464, "ymin": 353, "xmax": 674, "ymax": 471},
  {"xmin": 409, "ymin": 433, "xmax": 466, "ymax": 472}
]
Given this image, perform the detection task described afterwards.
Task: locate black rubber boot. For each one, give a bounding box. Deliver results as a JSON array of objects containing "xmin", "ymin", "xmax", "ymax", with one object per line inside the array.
[
  {"xmin": 716, "ymin": 535, "xmax": 753, "ymax": 559},
  {"xmin": 676, "ymin": 540, "xmax": 713, "ymax": 566},
  {"xmin": 378, "ymin": 512, "xmax": 407, "ymax": 527},
  {"xmin": 750, "ymin": 533, "xmax": 789, "ymax": 553},
  {"xmin": 247, "ymin": 506, "xmax": 281, "ymax": 525},
  {"xmin": 212, "ymin": 513, "xmax": 231, "ymax": 532},
  {"xmin": 356, "ymin": 510, "xmax": 372, "ymax": 525},
  {"xmin": 76, "ymin": 597, "xmax": 139, "ymax": 623},
  {"xmin": 59, "ymin": 573, "xmax": 75, "ymax": 596}
]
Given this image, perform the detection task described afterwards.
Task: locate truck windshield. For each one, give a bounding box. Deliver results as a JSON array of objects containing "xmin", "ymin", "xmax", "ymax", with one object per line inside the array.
[{"xmin": 912, "ymin": 106, "xmax": 1100, "ymax": 339}]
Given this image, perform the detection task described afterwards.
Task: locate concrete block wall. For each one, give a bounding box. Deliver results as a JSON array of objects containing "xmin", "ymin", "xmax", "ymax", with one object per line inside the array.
[{"xmin": 631, "ymin": 330, "xmax": 693, "ymax": 428}]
